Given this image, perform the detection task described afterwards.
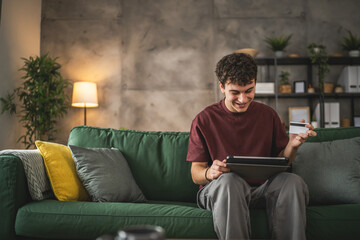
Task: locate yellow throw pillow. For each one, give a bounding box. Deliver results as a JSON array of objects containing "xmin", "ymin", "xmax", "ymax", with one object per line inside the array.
[{"xmin": 35, "ymin": 140, "xmax": 90, "ymax": 201}]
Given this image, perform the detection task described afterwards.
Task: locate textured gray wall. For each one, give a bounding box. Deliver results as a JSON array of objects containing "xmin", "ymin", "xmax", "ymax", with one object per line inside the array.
[
  {"xmin": 0, "ymin": 0, "xmax": 41, "ymax": 150},
  {"xmin": 40, "ymin": 0, "xmax": 360, "ymax": 144}
]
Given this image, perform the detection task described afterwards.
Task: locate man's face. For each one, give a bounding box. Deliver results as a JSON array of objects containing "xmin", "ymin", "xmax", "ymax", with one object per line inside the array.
[{"xmin": 220, "ymin": 80, "xmax": 256, "ymax": 113}]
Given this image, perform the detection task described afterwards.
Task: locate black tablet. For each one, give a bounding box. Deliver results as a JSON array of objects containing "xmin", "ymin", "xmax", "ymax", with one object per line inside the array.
[
  {"xmin": 226, "ymin": 156, "xmax": 290, "ymax": 180},
  {"xmin": 226, "ymin": 156, "xmax": 289, "ymax": 166}
]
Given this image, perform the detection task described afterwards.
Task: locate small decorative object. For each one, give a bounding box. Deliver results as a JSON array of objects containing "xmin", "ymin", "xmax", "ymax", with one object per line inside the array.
[
  {"xmin": 294, "ymin": 81, "xmax": 307, "ymax": 93},
  {"xmin": 354, "ymin": 116, "xmax": 360, "ymax": 127},
  {"xmin": 341, "ymin": 118, "xmax": 351, "ymax": 127},
  {"xmin": 0, "ymin": 54, "xmax": 70, "ymax": 149},
  {"xmin": 117, "ymin": 225, "xmax": 165, "ymax": 240},
  {"xmin": 308, "ymin": 84, "xmax": 315, "ymax": 93},
  {"xmin": 289, "ymin": 106, "xmax": 310, "ymax": 123},
  {"xmin": 278, "ymin": 70, "xmax": 292, "ymax": 93},
  {"xmin": 264, "ymin": 34, "xmax": 292, "ymax": 58},
  {"xmin": 341, "ymin": 30, "xmax": 360, "ymax": 57},
  {"xmin": 72, "ymin": 81, "xmax": 99, "ymax": 126},
  {"xmin": 324, "ymin": 82, "xmax": 334, "ymax": 93},
  {"xmin": 287, "ymin": 53, "xmax": 300, "ymax": 58},
  {"xmin": 255, "ymin": 82, "xmax": 275, "ymax": 94},
  {"xmin": 334, "ymin": 84, "xmax": 344, "ymax": 93},
  {"xmin": 234, "ymin": 48, "xmax": 259, "ymax": 58},
  {"xmin": 329, "ymin": 53, "xmax": 344, "ymax": 57},
  {"xmin": 307, "ymin": 43, "xmax": 330, "ymax": 93}
]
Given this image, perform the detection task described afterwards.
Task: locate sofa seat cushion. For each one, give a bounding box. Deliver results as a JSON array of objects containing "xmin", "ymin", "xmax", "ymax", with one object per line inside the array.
[
  {"xmin": 15, "ymin": 201, "xmax": 360, "ymax": 240},
  {"xmin": 15, "ymin": 200, "xmax": 216, "ymax": 239},
  {"xmin": 306, "ymin": 204, "xmax": 360, "ymax": 240}
]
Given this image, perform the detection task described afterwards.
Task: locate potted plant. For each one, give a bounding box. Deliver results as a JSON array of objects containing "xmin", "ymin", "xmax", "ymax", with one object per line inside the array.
[
  {"xmin": 341, "ymin": 30, "xmax": 360, "ymax": 57},
  {"xmin": 278, "ymin": 70, "xmax": 292, "ymax": 93},
  {"xmin": 264, "ymin": 34, "xmax": 292, "ymax": 58},
  {"xmin": 307, "ymin": 43, "xmax": 330, "ymax": 92},
  {"xmin": 0, "ymin": 54, "xmax": 70, "ymax": 148},
  {"xmin": 307, "ymin": 43, "xmax": 329, "ymax": 128}
]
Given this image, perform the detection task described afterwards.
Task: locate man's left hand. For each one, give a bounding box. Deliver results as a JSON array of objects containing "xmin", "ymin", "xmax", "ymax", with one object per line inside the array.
[{"xmin": 289, "ymin": 120, "xmax": 317, "ymax": 148}]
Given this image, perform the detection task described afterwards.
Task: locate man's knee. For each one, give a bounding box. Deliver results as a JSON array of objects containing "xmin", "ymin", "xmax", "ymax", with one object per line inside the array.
[
  {"xmin": 283, "ymin": 173, "xmax": 307, "ymax": 189},
  {"xmin": 272, "ymin": 172, "xmax": 309, "ymax": 201},
  {"xmin": 212, "ymin": 173, "xmax": 250, "ymax": 194}
]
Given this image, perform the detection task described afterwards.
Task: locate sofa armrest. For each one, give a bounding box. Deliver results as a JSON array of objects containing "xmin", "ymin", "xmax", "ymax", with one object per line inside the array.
[{"xmin": 0, "ymin": 154, "xmax": 31, "ymax": 240}]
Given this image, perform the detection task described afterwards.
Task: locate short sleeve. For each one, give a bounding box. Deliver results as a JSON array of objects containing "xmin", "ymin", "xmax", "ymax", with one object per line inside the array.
[
  {"xmin": 271, "ymin": 114, "xmax": 289, "ymax": 156},
  {"xmin": 186, "ymin": 117, "xmax": 211, "ymax": 163}
]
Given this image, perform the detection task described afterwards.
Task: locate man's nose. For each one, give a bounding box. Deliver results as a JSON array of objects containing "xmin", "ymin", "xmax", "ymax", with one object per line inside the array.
[{"xmin": 238, "ymin": 93, "xmax": 246, "ymax": 103}]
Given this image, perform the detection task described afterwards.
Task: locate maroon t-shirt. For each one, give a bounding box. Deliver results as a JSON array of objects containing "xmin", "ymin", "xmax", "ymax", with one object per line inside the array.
[{"xmin": 187, "ymin": 100, "xmax": 288, "ymax": 165}]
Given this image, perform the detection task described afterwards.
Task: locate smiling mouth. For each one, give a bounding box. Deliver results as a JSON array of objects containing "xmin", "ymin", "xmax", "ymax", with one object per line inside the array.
[{"xmin": 235, "ymin": 102, "xmax": 247, "ymax": 108}]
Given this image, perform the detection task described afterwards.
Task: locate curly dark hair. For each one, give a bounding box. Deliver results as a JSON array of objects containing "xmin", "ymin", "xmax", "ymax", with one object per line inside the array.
[{"xmin": 215, "ymin": 53, "xmax": 257, "ymax": 87}]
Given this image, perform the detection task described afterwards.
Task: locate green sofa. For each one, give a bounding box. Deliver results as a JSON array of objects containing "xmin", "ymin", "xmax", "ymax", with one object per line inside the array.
[{"xmin": 1, "ymin": 126, "xmax": 360, "ymax": 240}]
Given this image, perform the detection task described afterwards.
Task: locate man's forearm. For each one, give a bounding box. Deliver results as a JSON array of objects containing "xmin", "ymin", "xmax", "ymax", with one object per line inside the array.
[
  {"xmin": 191, "ymin": 163, "xmax": 210, "ymax": 185},
  {"xmin": 279, "ymin": 142, "xmax": 298, "ymax": 165}
]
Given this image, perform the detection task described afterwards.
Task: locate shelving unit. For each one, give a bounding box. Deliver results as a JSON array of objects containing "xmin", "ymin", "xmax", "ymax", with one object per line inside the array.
[{"xmin": 255, "ymin": 56, "xmax": 360, "ymax": 127}]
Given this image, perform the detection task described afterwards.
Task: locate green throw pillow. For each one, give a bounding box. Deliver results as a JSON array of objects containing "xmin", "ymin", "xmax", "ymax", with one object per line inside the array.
[
  {"xmin": 69, "ymin": 145, "xmax": 147, "ymax": 203},
  {"xmin": 292, "ymin": 137, "xmax": 360, "ymax": 205}
]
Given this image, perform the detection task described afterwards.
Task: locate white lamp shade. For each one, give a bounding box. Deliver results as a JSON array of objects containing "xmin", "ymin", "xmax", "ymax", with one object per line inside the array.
[{"xmin": 72, "ymin": 82, "xmax": 98, "ymax": 108}]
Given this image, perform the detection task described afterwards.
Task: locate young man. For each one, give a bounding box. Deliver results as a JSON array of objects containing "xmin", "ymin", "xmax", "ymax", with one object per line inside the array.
[{"xmin": 187, "ymin": 53, "xmax": 316, "ymax": 240}]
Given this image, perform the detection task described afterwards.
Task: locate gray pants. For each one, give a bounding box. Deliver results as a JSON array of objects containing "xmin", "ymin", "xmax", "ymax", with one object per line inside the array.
[{"xmin": 197, "ymin": 172, "xmax": 309, "ymax": 240}]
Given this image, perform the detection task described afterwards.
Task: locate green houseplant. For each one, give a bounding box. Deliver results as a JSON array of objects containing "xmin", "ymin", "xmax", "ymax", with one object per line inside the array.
[
  {"xmin": 264, "ymin": 34, "xmax": 292, "ymax": 57},
  {"xmin": 341, "ymin": 30, "xmax": 360, "ymax": 57},
  {"xmin": 307, "ymin": 43, "xmax": 329, "ymax": 128},
  {"xmin": 0, "ymin": 54, "xmax": 70, "ymax": 148},
  {"xmin": 307, "ymin": 43, "xmax": 329, "ymax": 92},
  {"xmin": 278, "ymin": 70, "xmax": 291, "ymax": 93}
]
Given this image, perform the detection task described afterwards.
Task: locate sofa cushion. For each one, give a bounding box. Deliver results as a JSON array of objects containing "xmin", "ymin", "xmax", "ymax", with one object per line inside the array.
[
  {"xmin": 15, "ymin": 199, "xmax": 217, "ymax": 239},
  {"xmin": 67, "ymin": 126, "xmax": 198, "ymax": 202},
  {"xmin": 15, "ymin": 200, "xmax": 360, "ymax": 240},
  {"xmin": 292, "ymin": 136, "xmax": 360, "ymax": 204},
  {"xmin": 69, "ymin": 145, "xmax": 146, "ymax": 203},
  {"xmin": 35, "ymin": 141, "xmax": 90, "ymax": 201}
]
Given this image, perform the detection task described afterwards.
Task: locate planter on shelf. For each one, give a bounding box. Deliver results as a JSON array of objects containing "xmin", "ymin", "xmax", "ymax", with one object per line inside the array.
[
  {"xmin": 278, "ymin": 70, "xmax": 291, "ymax": 93},
  {"xmin": 349, "ymin": 50, "xmax": 360, "ymax": 57},
  {"xmin": 264, "ymin": 34, "xmax": 292, "ymax": 58},
  {"xmin": 324, "ymin": 82, "xmax": 334, "ymax": 93},
  {"xmin": 334, "ymin": 85, "xmax": 344, "ymax": 93},
  {"xmin": 279, "ymin": 84, "xmax": 292, "ymax": 93},
  {"xmin": 341, "ymin": 30, "xmax": 360, "ymax": 58},
  {"xmin": 275, "ymin": 51, "xmax": 285, "ymax": 58}
]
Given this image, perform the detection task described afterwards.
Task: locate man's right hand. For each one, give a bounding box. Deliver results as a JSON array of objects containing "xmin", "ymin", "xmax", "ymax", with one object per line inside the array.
[
  {"xmin": 191, "ymin": 160, "xmax": 230, "ymax": 185},
  {"xmin": 207, "ymin": 159, "xmax": 230, "ymax": 181}
]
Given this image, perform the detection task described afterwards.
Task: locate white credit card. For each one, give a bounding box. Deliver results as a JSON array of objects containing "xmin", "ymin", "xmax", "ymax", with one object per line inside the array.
[{"xmin": 289, "ymin": 122, "xmax": 309, "ymax": 134}]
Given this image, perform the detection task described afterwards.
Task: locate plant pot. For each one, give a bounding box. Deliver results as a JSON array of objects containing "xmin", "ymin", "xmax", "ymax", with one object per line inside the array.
[
  {"xmin": 279, "ymin": 84, "xmax": 292, "ymax": 93},
  {"xmin": 324, "ymin": 82, "xmax": 334, "ymax": 93},
  {"xmin": 349, "ymin": 50, "xmax": 360, "ymax": 57},
  {"xmin": 334, "ymin": 86, "xmax": 344, "ymax": 93},
  {"xmin": 275, "ymin": 51, "xmax": 285, "ymax": 58}
]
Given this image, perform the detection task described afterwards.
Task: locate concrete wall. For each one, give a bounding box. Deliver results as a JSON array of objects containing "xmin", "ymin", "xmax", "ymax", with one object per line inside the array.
[
  {"xmin": 2, "ymin": 0, "xmax": 360, "ymax": 147},
  {"xmin": 0, "ymin": 0, "xmax": 41, "ymax": 149}
]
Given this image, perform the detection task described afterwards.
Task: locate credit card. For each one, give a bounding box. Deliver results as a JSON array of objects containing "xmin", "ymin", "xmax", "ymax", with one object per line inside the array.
[{"xmin": 289, "ymin": 122, "xmax": 309, "ymax": 134}]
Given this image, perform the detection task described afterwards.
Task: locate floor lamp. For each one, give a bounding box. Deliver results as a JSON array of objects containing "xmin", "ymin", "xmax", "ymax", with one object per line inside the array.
[{"xmin": 72, "ymin": 82, "xmax": 98, "ymax": 126}]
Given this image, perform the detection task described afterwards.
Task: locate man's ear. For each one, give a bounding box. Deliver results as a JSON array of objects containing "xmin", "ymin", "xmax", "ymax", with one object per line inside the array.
[{"xmin": 219, "ymin": 82, "xmax": 225, "ymax": 93}]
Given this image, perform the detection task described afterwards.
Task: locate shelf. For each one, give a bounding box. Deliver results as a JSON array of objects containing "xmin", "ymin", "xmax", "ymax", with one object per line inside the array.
[
  {"xmin": 255, "ymin": 92, "xmax": 360, "ymax": 98},
  {"xmin": 255, "ymin": 57, "xmax": 360, "ymax": 66},
  {"xmin": 255, "ymin": 56, "xmax": 360, "ymax": 128}
]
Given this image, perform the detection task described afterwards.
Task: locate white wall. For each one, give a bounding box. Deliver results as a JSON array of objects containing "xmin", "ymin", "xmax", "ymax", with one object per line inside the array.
[{"xmin": 0, "ymin": 0, "xmax": 41, "ymax": 149}]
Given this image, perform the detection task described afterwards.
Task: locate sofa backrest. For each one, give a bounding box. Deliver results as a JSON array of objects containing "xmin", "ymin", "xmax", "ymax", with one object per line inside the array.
[
  {"xmin": 306, "ymin": 126, "xmax": 360, "ymax": 142},
  {"xmin": 68, "ymin": 126, "xmax": 198, "ymax": 202}
]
